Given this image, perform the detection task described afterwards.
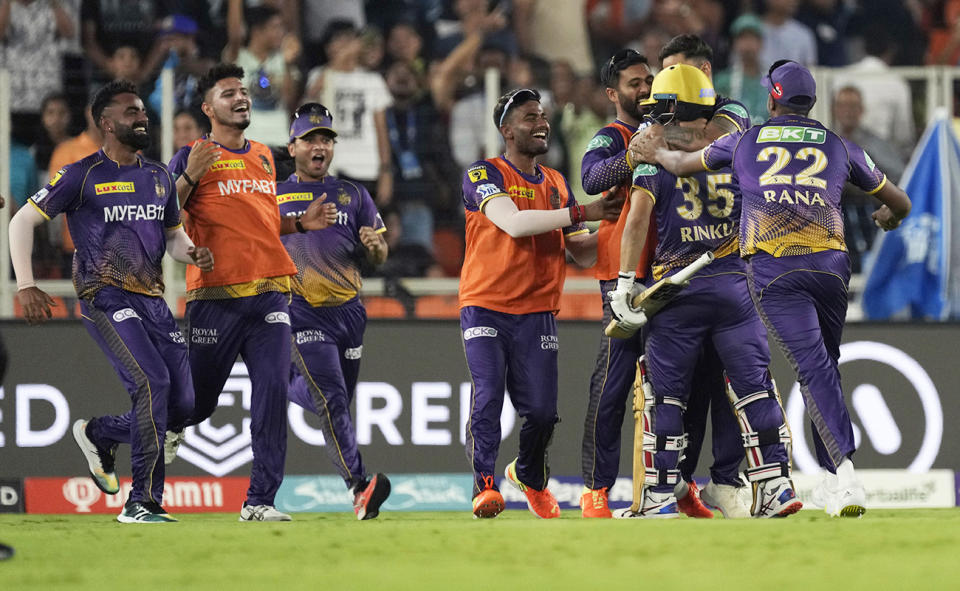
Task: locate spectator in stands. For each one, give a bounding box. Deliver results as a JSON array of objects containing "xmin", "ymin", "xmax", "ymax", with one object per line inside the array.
[
  {"xmin": 146, "ymin": 15, "xmax": 215, "ymax": 116},
  {"xmin": 384, "ymin": 59, "xmax": 459, "ymax": 255},
  {"xmin": 386, "ymin": 21, "xmax": 426, "ymax": 73},
  {"xmin": 80, "ymin": 0, "xmax": 159, "ymax": 80},
  {"xmin": 0, "ymin": 0, "xmax": 76, "ymax": 142},
  {"xmin": 586, "ymin": 0, "xmax": 651, "ymax": 65},
  {"xmin": 714, "ymin": 13, "xmax": 768, "ymax": 125},
  {"xmin": 832, "ymin": 85, "xmax": 907, "ymax": 273},
  {"xmin": 299, "ymin": 0, "xmax": 365, "ymax": 70},
  {"xmin": 833, "ymin": 25, "xmax": 916, "ymax": 159},
  {"xmin": 797, "ymin": 0, "xmax": 853, "ymax": 67},
  {"xmin": 107, "ymin": 45, "xmax": 143, "ymax": 83},
  {"xmin": 303, "ymin": 21, "xmax": 393, "ymax": 204},
  {"xmin": 48, "ymin": 105, "xmax": 101, "ymax": 262},
  {"xmin": 360, "ymin": 26, "xmax": 386, "ymax": 72},
  {"xmin": 173, "ymin": 108, "xmax": 205, "ymax": 151},
  {"xmin": 759, "ymin": 0, "xmax": 817, "ymax": 67},
  {"xmin": 447, "ymin": 41, "xmax": 508, "ymax": 170},
  {"xmin": 34, "ymin": 93, "xmax": 72, "ymax": 177},
  {"xmin": 559, "ymin": 74, "xmax": 609, "ymax": 199},
  {"xmin": 224, "ymin": 3, "xmax": 301, "ymax": 146},
  {"xmin": 431, "ymin": 0, "xmax": 515, "ymax": 58},
  {"xmin": 514, "ymin": 0, "xmax": 594, "ymax": 76}
]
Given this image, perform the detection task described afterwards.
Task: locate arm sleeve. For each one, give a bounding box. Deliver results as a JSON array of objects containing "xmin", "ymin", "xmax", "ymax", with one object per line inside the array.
[
  {"xmin": 162, "ymin": 167, "xmax": 183, "ymax": 228},
  {"xmin": 843, "ymin": 138, "xmax": 887, "ymax": 194},
  {"xmin": 581, "ymin": 127, "xmax": 633, "ymax": 195},
  {"xmin": 165, "ymin": 225, "xmax": 197, "ymax": 264},
  {"xmin": 9, "ymin": 204, "xmax": 47, "ymax": 290},
  {"xmin": 483, "ymin": 196, "xmax": 574, "ymax": 238},
  {"xmin": 168, "ymin": 145, "xmax": 192, "ymax": 176},
  {"xmin": 702, "ymin": 131, "xmax": 741, "ymax": 172}
]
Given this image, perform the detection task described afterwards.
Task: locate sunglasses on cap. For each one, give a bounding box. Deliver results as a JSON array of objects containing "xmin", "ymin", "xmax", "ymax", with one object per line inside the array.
[
  {"xmin": 497, "ymin": 88, "xmax": 541, "ymax": 127},
  {"xmin": 295, "ymin": 102, "xmax": 332, "ymax": 119}
]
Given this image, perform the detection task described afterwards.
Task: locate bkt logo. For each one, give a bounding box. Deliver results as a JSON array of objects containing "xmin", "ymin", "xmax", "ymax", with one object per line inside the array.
[{"xmin": 786, "ymin": 341, "xmax": 943, "ymax": 473}]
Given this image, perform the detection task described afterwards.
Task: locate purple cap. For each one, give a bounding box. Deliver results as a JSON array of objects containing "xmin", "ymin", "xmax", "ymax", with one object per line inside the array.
[
  {"xmin": 289, "ymin": 103, "xmax": 337, "ymax": 142},
  {"xmin": 762, "ymin": 60, "xmax": 816, "ymax": 108}
]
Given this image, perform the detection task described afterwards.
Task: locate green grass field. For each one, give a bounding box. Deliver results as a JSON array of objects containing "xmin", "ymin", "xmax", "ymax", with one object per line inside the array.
[{"xmin": 2, "ymin": 510, "xmax": 959, "ymax": 590}]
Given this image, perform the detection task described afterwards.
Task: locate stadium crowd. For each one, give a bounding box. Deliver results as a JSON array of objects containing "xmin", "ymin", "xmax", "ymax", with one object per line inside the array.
[{"xmin": 3, "ymin": 0, "xmax": 955, "ymax": 284}]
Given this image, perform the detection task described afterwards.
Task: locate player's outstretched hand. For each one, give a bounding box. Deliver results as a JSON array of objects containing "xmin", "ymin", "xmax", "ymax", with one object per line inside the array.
[
  {"xmin": 184, "ymin": 139, "xmax": 221, "ymax": 182},
  {"xmin": 17, "ymin": 286, "xmax": 57, "ymax": 325},
  {"xmin": 300, "ymin": 193, "xmax": 338, "ymax": 230},
  {"xmin": 629, "ymin": 124, "xmax": 667, "ymax": 166},
  {"xmin": 872, "ymin": 205, "xmax": 904, "ymax": 231},
  {"xmin": 188, "ymin": 246, "xmax": 215, "ymax": 272},
  {"xmin": 583, "ymin": 191, "xmax": 626, "ymax": 222}
]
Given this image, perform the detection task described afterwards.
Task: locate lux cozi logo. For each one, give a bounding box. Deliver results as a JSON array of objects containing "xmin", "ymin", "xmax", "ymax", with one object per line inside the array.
[{"xmin": 94, "ymin": 182, "xmax": 135, "ymax": 195}]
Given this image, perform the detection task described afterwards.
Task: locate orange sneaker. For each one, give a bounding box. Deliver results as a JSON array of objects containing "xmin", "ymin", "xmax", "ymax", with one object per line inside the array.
[
  {"xmin": 472, "ymin": 476, "xmax": 505, "ymax": 519},
  {"xmin": 675, "ymin": 480, "xmax": 714, "ymax": 518},
  {"xmin": 580, "ymin": 487, "xmax": 613, "ymax": 518},
  {"xmin": 504, "ymin": 458, "xmax": 560, "ymax": 519}
]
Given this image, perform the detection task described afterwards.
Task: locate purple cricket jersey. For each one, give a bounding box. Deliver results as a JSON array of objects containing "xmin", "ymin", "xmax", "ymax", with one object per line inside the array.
[
  {"xmin": 28, "ymin": 150, "xmax": 180, "ymax": 298},
  {"xmin": 631, "ymin": 160, "xmax": 740, "ymax": 281},
  {"xmin": 712, "ymin": 96, "xmax": 752, "ymax": 133},
  {"xmin": 276, "ymin": 174, "xmax": 385, "ymax": 306},
  {"xmin": 703, "ymin": 114, "xmax": 886, "ymax": 257}
]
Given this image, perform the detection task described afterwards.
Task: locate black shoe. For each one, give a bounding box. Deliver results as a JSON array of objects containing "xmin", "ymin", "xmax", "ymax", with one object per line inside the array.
[{"xmin": 352, "ymin": 473, "xmax": 391, "ymax": 520}]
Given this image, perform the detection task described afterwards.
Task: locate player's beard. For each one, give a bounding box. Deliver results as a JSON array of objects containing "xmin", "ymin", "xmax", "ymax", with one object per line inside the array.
[
  {"xmin": 215, "ymin": 104, "xmax": 251, "ymax": 130},
  {"xmin": 619, "ymin": 91, "xmax": 646, "ymax": 122},
  {"xmin": 115, "ymin": 121, "xmax": 151, "ymax": 151}
]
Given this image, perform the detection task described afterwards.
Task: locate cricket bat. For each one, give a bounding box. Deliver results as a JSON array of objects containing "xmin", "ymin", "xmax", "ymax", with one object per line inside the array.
[{"xmin": 605, "ymin": 251, "xmax": 715, "ymax": 339}]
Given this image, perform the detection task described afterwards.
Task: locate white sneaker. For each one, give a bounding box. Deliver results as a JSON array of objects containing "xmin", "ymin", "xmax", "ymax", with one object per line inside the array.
[
  {"xmin": 753, "ymin": 477, "xmax": 803, "ymax": 518},
  {"xmin": 614, "ymin": 489, "xmax": 678, "ymax": 519},
  {"xmin": 238, "ymin": 504, "xmax": 292, "ymax": 522},
  {"xmin": 72, "ymin": 419, "xmax": 120, "ymax": 494},
  {"xmin": 829, "ymin": 482, "xmax": 867, "ymax": 518},
  {"xmin": 700, "ymin": 481, "xmax": 751, "ymax": 519},
  {"xmin": 164, "ymin": 430, "xmax": 184, "ymax": 465},
  {"xmin": 811, "ymin": 471, "xmax": 839, "ymax": 510}
]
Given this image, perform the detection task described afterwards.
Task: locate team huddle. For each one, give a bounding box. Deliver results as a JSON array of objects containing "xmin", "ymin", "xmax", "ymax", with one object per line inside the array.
[
  {"xmin": 9, "ymin": 33, "xmax": 910, "ymax": 523},
  {"xmin": 460, "ymin": 34, "xmax": 910, "ymax": 521}
]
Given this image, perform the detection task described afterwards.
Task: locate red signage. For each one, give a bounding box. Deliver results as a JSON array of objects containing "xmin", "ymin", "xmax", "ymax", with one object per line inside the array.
[{"xmin": 24, "ymin": 477, "xmax": 249, "ymax": 514}]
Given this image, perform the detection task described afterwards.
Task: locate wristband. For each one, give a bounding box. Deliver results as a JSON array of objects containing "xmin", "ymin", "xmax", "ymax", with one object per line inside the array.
[
  {"xmin": 181, "ymin": 171, "xmax": 198, "ymax": 187},
  {"xmin": 295, "ymin": 213, "xmax": 307, "ymax": 233},
  {"xmin": 616, "ymin": 271, "xmax": 636, "ymax": 293},
  {"xmin": 570, "ymin": 204, "xmax": 586, "ymax": 225}
]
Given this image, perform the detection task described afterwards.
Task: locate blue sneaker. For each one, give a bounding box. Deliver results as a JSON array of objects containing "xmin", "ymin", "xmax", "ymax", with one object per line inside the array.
[
  {"xmin": 753, "ymin": 477, "xmax": 803, "ymax": 518},
  {"xmin": 616, "ymin": 489, "xmax": 679, "ymax": 519}
]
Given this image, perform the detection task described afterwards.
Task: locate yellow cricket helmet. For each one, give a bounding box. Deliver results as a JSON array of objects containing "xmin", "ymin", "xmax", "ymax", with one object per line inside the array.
[{"xmin": 640, "ymin": 64, "xmax": 715, "ymax": 122}]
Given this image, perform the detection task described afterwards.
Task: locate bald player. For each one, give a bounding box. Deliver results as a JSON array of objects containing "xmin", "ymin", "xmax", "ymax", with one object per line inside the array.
[
  {"xmin": 462, "ymin": 88, "xmax": 622, "ymax": 519},
  {"xmin": 10, "ymin": 80, "xmax": 213, "ymax": 523},
  {"xmin": 638, "ymin": 60, "xmax": 911, "ymax": 518}
]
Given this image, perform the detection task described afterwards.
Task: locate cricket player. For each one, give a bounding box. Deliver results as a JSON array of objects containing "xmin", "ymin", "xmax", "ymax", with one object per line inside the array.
[
  {"xmin": 639, "ymin": 33, "xmax": 758, "ymax": 518},
  {"xmin": 463, "ymin": 88, "xmax": 622, "ymax": 519},
  {"xmin": 637, "ymin": 60, "xmax": 912, "ymax": 517},
  {"xmin": 278, "ymin": 103, "xmax": 392, "ymax": 520},
  {"xmin": 167, "ymin": 64, "xmax": 335, "ymax": 522},
  {"xmin": 612, "ymin": 65, "xmax": 800, "ymax": 519},
  {"xmin": 578, "ymin": 48, "xmax": 657, "ymax": 519},
  {"xmin": 9, "ymin": 80, "xmax": 214, "ymax": 523}
]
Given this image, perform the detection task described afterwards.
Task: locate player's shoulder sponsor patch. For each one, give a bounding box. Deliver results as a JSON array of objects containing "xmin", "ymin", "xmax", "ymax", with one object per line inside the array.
[
  {"xmin": 48, "ymin": 167, "xmax": 66, "ymax": 187},
  {"xmin": 476, "ymin": 183, "xmax": 503, "ymax": 199},
  {"xmin": 586, "ymin": 134, "xmax": 614, "ymax": 151},
  {"xmin": 467, "ymin": 166, "xmax": 488, "ymax": 182},
  {"xmin": 632, "ymin": 163, "xmax": 659, "ymax": 179},
  {"xmin": 717, "ymin": 102, "xmax": 748, "ymax": 120},
  {"xmin": 864, "ymin": 150, "xmax": 877, "ymax": 171},
  {"xmin": 30, "ymin": 187, "xmax": 49, "ymax": 204}
]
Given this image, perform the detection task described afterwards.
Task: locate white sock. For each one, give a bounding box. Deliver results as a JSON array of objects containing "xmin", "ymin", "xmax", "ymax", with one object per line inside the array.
[{"xmin": 836, "ymin": 458, "xmax": 857, "ymax": 488}]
